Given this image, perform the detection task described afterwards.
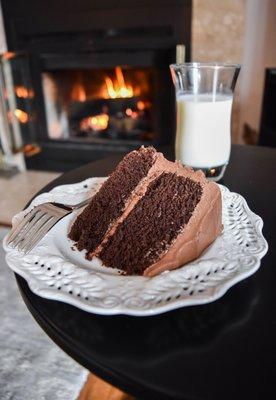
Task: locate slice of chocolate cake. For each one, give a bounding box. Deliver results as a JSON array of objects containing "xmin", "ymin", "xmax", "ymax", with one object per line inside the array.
[
  {"xmin": 69, "ymin": 146, "xmax": 157, "ymax": 255},
  {"xmin": 69, "ymin": 147, "xmax": 222, "ymax": 277}
]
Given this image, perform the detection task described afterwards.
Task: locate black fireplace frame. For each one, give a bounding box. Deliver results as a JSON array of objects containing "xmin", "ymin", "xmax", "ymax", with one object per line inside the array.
[
  {"xmin": 1, "ymin": 0, "xmax": 192, "ymax": 171},
  {"xmin": 259, "ymin": 68, "xmax": 276, "ymax": 148}
]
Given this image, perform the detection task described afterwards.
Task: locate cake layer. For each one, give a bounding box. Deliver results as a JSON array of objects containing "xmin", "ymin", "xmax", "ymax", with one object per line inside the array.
[
  {"xmin": 143, "ymin": 174, "xmax": 222, "ymax": 277},
  {"xmin": 89, "ymin": 149, "xmax": 185, "ymax": 259},
  {"xmin": 99, "ymin": 172, "xmax": 203, "ymax": 275},
  {"xmin": 69, "ymin": 146, "xmax": 157, "ymax": 254}
]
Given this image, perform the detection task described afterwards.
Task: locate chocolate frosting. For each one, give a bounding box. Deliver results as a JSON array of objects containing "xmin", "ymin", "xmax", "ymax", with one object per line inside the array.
[{"xmin": 94, "ymin": 150, "xmax": 222, "ymax": 276}]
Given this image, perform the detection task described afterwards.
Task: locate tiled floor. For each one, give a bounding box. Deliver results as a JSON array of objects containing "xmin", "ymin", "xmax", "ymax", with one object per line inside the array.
[{"xmin": 0, "ymin": 170, "xmax": 60, "ymax": 226}]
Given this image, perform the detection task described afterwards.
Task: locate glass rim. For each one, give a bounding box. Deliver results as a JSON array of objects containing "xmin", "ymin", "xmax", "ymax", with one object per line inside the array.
[{"xmin": 170, "ymin": 62, "xmax": 241, "ymax": 70}]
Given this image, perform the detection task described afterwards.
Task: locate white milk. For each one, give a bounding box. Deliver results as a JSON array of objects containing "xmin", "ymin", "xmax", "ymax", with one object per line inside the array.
[{"xmin": 176, "ymin": 93, "xmax": 233, "ymax": 168}]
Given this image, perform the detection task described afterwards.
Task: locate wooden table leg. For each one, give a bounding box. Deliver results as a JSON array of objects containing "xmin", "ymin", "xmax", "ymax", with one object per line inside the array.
[{"xmin": 77, "ymin": 372, "xmax": 134, "ymax": 400}]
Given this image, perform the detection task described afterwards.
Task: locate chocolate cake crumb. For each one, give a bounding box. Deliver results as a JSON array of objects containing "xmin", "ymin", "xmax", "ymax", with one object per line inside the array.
[
  {"xmin": 68, "ymin": 147, "xmax": 156, "ymax": 255},
  {"xmin": 99, "ymin": 173, "xmax": 203, "ymax": 275}
]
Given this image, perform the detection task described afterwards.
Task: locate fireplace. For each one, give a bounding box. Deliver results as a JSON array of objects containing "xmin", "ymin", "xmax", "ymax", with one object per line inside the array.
[
  {"xmin": 1, "ymin": 0, "xmax": 192, "ymax": 171},
  {"xmin": 42, "ymin": 66, "xmax": 157, "ymax": 143}
]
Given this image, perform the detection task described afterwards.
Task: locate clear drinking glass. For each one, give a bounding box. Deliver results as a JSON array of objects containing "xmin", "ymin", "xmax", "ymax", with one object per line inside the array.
[{"xmin": 170, "ymin": 62, "xmax": 240, "ymax": 181}]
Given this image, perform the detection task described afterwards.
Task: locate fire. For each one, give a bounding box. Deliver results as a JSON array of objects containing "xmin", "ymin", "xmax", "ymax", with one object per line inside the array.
[
  {"xmin": 15, "ymin": 86, "xmax": 34, "ymax": 99},
  {"xmin": 125, "ymin": 108, "xmax": 138, "ymax": 119},
  {"xmin": 14, "ymin": 109, "xmax": 29, "ymax": 123},
  {"xmin": 104, "ymin": 67, "xmax": 134, "ymax": 99},
  {"xmin": 71, "ymin": 83, "xmax": 86, "ymax": 102},
  {"xmin": 137, "ymin": 100, "xmax": 145, "ymax": 111},
  {"xmin": 80, "ymin": 113, "xmax": 109, "ymax": 131},
  {"xmin": 23, "ymin": 144, "xmax": 41, "ymax": 156},
  {"xmin": 2, "ymin": 52, "xmax": 16, "ymax": 60}
]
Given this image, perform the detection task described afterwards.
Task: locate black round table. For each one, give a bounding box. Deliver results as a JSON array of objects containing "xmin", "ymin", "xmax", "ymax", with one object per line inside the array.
[{"xmin": 15, "ymin": 145, "xmax": 276, "ymax": 400}]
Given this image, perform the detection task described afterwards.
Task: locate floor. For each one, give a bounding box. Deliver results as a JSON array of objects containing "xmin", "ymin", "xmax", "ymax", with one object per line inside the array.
[
  {"xmin": 0, "ymin": 170, "xmax": 60, "ymax": 226},
  {"xmin": 0, "ymin": 227, "xmax": 87, "ymax": 400}
]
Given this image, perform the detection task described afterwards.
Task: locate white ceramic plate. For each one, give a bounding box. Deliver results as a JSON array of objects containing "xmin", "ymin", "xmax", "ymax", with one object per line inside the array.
[{"xmin": 3, "ymin": 178, "xmax": 268, "ymax": 316}]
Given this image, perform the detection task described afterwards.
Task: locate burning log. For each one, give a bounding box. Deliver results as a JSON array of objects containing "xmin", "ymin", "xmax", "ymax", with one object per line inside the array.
[{"xmin": 68, "ymin": 97, "xmax": 149, "ymax": 138}]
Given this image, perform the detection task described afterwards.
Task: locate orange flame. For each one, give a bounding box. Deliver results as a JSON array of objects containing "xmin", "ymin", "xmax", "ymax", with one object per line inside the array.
[
  {"xmin": 71, "ymin": 83, "xmax": 86, "ymax": 102},
  {"xmin": 2, "ymin": 52, "xmax": 16, "ymax": 60},
  {"xmin": 104, "ymin": 76, "xmax": 117, "ymax": 99},
  {"xmin": 104, "ymin": 67, "xmax": 134, "ymax": 99},
  {"xmin": 80, "ymin": 113, "xmax": 109, "ymax": 131},
  {"xmin": 14, "ymin": 109, "xmax": 29, "ymax": 123},
  {"xmin": 15, "ymin": 86, "xmax": 34, "ymax": 99},
  {"xmin": 137, "ymin": 100, "xmax": 145, "ymax": 111}
]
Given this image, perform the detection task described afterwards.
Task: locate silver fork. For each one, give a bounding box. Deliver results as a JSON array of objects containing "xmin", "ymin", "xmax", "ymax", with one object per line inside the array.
[{"xmin": 6, "ymin": 198, "xmax": 91, "ymax": 254}]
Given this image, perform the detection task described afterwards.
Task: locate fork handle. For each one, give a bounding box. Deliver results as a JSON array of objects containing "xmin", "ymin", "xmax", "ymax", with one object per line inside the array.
[{"xmin": 71, "ymin": 198, "xmax": 91, "ymax": 210}]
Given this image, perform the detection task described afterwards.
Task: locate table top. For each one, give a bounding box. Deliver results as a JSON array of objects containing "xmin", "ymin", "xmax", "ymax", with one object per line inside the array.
[{"xmin": 15, "ymin": 145, "xmax": 276, "ymax": 400}]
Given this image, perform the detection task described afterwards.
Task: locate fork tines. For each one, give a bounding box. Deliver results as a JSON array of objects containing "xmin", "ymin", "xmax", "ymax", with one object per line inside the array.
[{"xmin": 7, "ymin": 203, "xmax": 69, "ymax": 254}]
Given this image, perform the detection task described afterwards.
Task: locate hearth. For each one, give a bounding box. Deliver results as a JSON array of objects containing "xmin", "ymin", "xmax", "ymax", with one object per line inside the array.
[{"xmin": 1, "ymin": 0, "xmax": 192, "ymax": 171}]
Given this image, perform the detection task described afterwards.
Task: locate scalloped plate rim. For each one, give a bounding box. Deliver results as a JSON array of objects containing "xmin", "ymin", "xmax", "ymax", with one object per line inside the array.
[
  {"xmin": 7, "ymin": 258, "xmax": 264, "ymax": 317},
  {"xmin": 3, "ymin": 179, "xmax": 268, "ymax": 316}
]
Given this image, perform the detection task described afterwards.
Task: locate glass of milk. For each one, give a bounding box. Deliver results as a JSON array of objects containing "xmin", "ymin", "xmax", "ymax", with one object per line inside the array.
[{"xmin": 170, "ymin": 63, "xmax": 240, "ymax": 181}]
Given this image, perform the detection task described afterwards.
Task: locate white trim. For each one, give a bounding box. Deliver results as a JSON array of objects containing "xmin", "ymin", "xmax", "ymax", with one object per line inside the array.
[{"xmin": 0, "ymin": 1, "xmax": 7, "ymax": 53}]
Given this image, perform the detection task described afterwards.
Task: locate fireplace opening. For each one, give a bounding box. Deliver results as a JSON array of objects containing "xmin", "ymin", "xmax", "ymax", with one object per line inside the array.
[{"xmin": 42, "ymin": 66, "xmax": 156, "ymax": 143}]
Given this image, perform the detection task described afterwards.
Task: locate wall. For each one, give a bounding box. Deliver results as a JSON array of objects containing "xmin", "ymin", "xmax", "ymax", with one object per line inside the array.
[
  {"xmin": 192, "ymin": 0, "xmax": 276, "ymax": 145},
  {"xmin": 192, "ymin": 0, "xmax": 246, "ymax": 143},
  {"xmin": 239, "ymin": 0, "xmax": 276, "ymax": 143}
]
